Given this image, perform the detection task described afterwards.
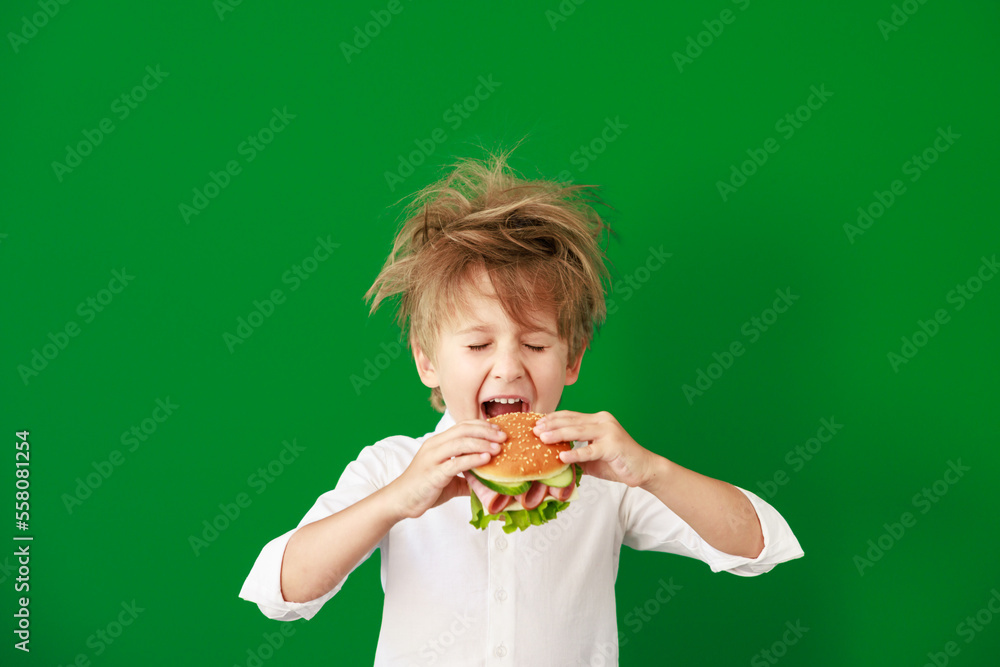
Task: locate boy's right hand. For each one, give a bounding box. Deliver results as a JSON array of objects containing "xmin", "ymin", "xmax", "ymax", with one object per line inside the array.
[{"xmin": 387, "ymin": 420, "xmax": 506, "ymax": 521}]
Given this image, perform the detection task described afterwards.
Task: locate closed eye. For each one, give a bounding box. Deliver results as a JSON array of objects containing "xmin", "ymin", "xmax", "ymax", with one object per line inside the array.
[{"xmin": 468, "ymin": 344, "xmax": 546, "ymax": 352}]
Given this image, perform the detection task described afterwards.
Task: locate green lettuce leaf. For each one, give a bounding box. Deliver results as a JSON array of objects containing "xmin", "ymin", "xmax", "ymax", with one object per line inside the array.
[{"xmin": 468, "ymin": 467, "xmax": 581, "ymax": 534}]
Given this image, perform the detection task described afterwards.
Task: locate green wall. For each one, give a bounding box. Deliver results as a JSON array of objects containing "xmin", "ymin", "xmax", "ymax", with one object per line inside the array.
[{"xmin": 3, "ymin": 1, "xmax": 999, "ymax": 665}]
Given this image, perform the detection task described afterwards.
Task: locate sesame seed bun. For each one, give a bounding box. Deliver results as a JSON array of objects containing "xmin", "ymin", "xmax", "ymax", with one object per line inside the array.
[{"xmin": 472, "ymin": 411, "xmax": 572, "ymax": 484}]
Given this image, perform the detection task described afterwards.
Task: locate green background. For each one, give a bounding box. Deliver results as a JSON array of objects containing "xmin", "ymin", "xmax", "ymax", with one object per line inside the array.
[{"xmin": 3, "ymin": 1, "xmax": 999, "ymax": 665}]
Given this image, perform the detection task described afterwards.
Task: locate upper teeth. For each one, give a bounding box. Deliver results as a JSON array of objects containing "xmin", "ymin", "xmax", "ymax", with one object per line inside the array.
[{"xmin": 488, "ymin": 398, "xmax": 521, "ymax": 404}]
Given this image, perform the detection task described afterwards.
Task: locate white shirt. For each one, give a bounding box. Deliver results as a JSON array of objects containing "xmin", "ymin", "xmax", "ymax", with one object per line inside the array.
[{"xmin": 239, "ymin": 409, "xmax": 804, "ymax": 666}]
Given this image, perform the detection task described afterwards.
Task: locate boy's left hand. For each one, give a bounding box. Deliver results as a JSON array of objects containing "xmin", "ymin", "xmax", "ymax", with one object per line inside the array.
[{"xmin": 533, "ymin": 411, "xmax": 659, "ymax": 488}]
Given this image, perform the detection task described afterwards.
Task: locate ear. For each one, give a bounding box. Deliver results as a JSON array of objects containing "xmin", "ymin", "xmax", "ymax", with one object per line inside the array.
[
  {"xmin": 411, "ymin": 338, "xmax": 440, "ymax": 389},
  {"xmin": 564, "ymin": 347, "xmax": 585, "ymax": 386}
]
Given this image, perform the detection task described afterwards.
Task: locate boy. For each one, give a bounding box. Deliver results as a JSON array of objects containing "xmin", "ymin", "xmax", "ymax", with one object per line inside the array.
[{"xmin": 239, "ymin": 146, "xmax": 804, "ymax": 665}]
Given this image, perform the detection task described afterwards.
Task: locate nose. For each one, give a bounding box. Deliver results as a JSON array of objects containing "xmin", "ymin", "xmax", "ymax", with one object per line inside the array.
[{"xmin": 492, "ymin": 344, "xmax": 525, "ymax": 381}]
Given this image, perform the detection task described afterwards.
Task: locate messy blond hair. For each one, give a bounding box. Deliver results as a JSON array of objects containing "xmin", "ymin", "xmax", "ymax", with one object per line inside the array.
[{"xmin": 364, "ymin": 140, "xmax": 617, "ymax": 413}]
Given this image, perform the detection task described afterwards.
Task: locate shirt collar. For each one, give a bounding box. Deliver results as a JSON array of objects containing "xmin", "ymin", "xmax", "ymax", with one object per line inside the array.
[{"xmin": 433, "ymin": 408, "xmax": 456, "ymax": 435}]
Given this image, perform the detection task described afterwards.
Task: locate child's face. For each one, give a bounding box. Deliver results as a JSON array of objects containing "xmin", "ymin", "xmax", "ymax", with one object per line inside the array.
[{"xmin": 412, "ymin": 270, "xmax": 584, "ymax": 424}]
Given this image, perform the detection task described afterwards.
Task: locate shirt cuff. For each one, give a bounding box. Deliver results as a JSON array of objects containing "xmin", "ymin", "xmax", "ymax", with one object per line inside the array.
[
  {"xmin": 706, "ymin": 486, "xmax": 805, "ymax": 577},
  {"xmin": 237, "ymin": 526, "xmax": 342, "ymax": 621}
]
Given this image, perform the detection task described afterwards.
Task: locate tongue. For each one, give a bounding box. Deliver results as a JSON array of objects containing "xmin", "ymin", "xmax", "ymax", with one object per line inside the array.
[{"xmin": 485, "ymin": 400, "xmax": 523, "ymax": 418}]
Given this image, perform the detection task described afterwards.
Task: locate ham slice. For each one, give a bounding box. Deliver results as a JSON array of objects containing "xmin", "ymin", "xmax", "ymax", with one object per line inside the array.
[
  {"xmin": 516, "ymin": 481, "xmax": 548, "ymax": 510},
  {"xmin": 546, "ymin": 467, "xmax": 577, "ymax": 502},
  {"xmin": 465, "ymin": 472, "xmax": 513, "ymax": 515}
]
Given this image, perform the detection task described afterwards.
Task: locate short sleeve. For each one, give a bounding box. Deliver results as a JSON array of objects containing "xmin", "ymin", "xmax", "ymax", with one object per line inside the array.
[
  {"xmin": 238, "ymin": 442, "xmax": 394, "ymax": 621},
  {"xmin": 620, "ymin": 484, "xmax": 804, "ymax": 576}
]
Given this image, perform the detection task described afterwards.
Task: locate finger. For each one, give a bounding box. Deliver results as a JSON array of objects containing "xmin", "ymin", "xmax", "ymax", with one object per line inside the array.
[
  {"xmin": 428, "ymin": 424, "xmax": 505, "ymax": 454},
  {"xmin": 444, "ymin": 450, "xmax": 496, "ymax": 476},
  {"xmin": 454, "ymin": 422, "xmax": 507, "ymax": 443},
  {"xmin": 437, "ymin": 434, "xmax": 505, "ymax": 462},
  {"xmin": 534, "ymin": 415, "xmax": 603, "ymax": 440},
  {"xmin": 536, "ymin": 424, "xmax": 599, "ymax": 446},
  {"xmin": 559, "ymin": 443, "xmax": 602, "ymax": 464},
  {"xmin": 534, "ymin": 410, "xmax": 586, "ymax": 428},
  {"xmin": 457, "ymin": 419, "xmax": 505, "ymax": 433}
]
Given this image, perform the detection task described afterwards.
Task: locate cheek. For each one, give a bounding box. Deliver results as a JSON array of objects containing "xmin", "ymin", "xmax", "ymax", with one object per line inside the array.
[
  {"xmin": 446, "ymin": 359, "xmax": 480, "ymax": 385},
  {"xmin": 535, "ymin": 360, "xmax": 566, "ymax": 384}
]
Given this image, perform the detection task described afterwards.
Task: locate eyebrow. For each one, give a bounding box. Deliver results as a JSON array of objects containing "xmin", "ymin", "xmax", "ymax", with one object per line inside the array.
[{"xmin": 456, "ymin": 324, "xmax": 556, "ymax": 337}]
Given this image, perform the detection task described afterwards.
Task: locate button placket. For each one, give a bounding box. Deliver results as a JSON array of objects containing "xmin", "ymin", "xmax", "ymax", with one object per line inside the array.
[{"xmin": 486, "ymin": 522, "xmax": 516, "ymax": 664}]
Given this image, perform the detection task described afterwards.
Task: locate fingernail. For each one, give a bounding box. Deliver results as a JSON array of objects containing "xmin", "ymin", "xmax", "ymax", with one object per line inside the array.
[{"xmin": 491, "ymin": 443, "xmax": 500, "ymax": 451}]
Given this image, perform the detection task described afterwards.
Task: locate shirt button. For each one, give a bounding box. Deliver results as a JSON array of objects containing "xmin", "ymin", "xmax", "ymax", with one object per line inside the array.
[
  {"xmin": 495, "ymin": 643, "xmax": 507, "ymax": 658},
  {"xmin": 495, "ymin": 587, "xmax": 507, "ymax": 602},
  {"xmin": 495, "ymin": 536, "xmax": 508, "ymax": 550}
]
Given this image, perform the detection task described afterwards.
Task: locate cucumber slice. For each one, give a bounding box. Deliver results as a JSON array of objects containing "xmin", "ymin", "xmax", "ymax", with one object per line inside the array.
[
  {"xmin": 539, "ymin": 467, "xmax": 574, "ymax": 488},
  {"xmin": 469, "ymin": 470, "xmax": 530, "ymax": 496}
]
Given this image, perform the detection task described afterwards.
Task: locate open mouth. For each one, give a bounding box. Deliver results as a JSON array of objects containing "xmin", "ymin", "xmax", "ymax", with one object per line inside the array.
[{"xmin": 481, "ymin": 397, "xmax": 530, "ymax": 420}]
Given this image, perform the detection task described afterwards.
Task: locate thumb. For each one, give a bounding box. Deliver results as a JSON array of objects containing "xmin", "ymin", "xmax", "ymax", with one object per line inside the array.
[{"xmin": 435, "ymin": 475, "xmax": 470, "ymax": 507}]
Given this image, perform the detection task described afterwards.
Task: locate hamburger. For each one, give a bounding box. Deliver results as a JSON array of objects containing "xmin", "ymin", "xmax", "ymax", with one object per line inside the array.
[{"xmin": 464, "ymin": 411, "xmax": 582, "ymax": 533}]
